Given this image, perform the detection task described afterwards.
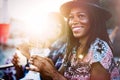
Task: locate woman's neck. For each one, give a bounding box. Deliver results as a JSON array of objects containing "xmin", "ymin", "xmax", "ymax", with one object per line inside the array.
[
  {"xmin": 78, "ymin": 36, "xmax": 89, "ymax": 48},
  {"xmin": 76, "ymin": 36, "xmax": 89, "ymax": 59}
]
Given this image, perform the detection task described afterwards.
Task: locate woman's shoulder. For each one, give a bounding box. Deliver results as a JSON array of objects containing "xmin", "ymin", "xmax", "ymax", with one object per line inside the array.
[
  {"xmin": 92, "ymin": 38, "xmax": 108, "ymax": 45},
  {"xmin": 89, "ymin": 38, "xmax": 113, "ymax": 60},
  {"xmin": 90, "ymin": 38, "xmax": 111, "ymax": 52},
  {"xmin": 87, "ymin": 38, "xmax": 113, "ymax": 69}
]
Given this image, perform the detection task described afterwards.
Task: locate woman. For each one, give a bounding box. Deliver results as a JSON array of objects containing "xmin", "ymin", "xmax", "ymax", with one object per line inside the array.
[{"xmin": 27, "ymin": 0, "xmax": 120, "ymax": 80}]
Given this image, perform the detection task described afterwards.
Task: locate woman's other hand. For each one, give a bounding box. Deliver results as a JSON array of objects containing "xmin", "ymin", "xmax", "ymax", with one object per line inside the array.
[
  {"xmin": 12, "ymin": 53, "xmax": 20, "ymax": 67},
  {"xmin": 12, "ymin": 53, "xmax": 25, "ymax": 79}
]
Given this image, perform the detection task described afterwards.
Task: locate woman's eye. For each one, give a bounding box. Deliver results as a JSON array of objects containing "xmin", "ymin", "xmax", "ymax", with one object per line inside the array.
[
  {"xmin": 68, "ymin": 15, "xmax": 74, "ymax": 20},
  {"xmin": 78, "ymin": 14, "xmax": 85, "ymax": 18}
]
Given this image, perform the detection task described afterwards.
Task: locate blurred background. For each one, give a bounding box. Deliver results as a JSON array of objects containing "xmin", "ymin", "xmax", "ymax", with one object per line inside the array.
[{"xmin": 0, "ymin": 0, "xmax": 70, "ymax": 45}]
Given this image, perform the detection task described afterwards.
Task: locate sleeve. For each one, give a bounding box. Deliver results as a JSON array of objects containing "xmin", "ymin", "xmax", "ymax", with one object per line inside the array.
[{"xmin": 90, "ymin": 38, "xmax": 113, "ymax": 70}]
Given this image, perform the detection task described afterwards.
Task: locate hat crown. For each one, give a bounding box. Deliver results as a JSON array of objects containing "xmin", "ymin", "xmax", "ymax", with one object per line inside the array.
[
  {"xmin": 60, "ymin": 0, "xmax": 112, "ymax": 21},
  {"xmin": 74, "ymin": 0, "xmax": 100, "ymax": 6}
]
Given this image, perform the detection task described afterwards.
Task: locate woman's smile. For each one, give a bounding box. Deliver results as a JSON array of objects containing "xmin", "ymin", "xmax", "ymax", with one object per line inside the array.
[{"xmin": 72, "ymin": 26, "xmax": 83, "ymax": 33}]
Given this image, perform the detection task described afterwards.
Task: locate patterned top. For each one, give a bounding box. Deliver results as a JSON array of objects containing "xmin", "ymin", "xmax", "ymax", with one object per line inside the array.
[{"xmin": 64, "ymin": 38, "xmax": 120, "ymax": 80}]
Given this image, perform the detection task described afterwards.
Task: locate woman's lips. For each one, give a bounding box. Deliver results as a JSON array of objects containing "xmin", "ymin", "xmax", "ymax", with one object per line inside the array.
[{"xmin": 72, "ymin": 26, "xmax": 82, "ymax": 32}]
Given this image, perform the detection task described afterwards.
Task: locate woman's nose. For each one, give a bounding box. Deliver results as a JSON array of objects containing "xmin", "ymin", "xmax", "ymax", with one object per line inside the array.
[
  {"xmin": 72, "ymin": 16, "xmax": 80, "ymax": 25},
  {"xmin": 72, "ymin": 21, "xmax": 79, "ymax": 25}
]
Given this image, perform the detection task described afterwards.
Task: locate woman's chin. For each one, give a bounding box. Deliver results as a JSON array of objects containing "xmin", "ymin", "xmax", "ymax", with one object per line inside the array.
[
  {"xmin": 73, "ymin": 33, "xmax": 82, "ymax": 38},
  {"xmin": 74, "ymin": 35, "xmax": 81, "ymax": 38}
]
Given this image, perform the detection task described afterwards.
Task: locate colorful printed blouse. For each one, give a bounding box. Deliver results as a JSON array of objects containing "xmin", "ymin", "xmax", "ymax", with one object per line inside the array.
[{"xmin": 64, "ymin": 38, "xmax": 120, "ymax": 80}]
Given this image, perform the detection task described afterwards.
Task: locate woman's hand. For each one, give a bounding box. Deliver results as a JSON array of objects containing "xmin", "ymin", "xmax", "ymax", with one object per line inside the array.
[
  {"xmin": 26, "ymin": 55, "xmax": 55, "ymax": 75},
  {"xmin": 12, "ymin": 53, "xmax": 20, "ymax": 67},
  {"xmin": 12, "ymin": 53, "xmax": 25, "ymax": 79},
  {"xmin": 26, "ymin": 55, "xmax": 67, "ymax": 80}
]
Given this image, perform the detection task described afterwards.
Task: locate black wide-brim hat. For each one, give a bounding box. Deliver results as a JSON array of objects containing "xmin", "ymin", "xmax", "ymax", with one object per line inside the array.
[{"xmin": 60, "ymin": 0, "xmax": 112, "ymax": 21}]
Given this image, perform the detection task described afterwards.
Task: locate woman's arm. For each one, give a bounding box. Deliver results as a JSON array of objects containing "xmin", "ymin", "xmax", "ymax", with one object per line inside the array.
[
  {"xmin": 48, "ymin": 69, "xmax": 67, "ymax": 80},
  {"xmin": 90, "ymin": 62, "xmax": 110, "ymax": 80},
  {"xmin": 89, "ymin": 38, "xmax": 113, "ymax": 80},
  {"xmin": 26, "ymin": 55, "xmax": 67, "ymax": 80}
]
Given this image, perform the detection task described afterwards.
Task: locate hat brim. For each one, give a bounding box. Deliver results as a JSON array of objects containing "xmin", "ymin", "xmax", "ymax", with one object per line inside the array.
[{"xmin": 60, "ymin": 1, "xmax": 112, "ymax": 21}]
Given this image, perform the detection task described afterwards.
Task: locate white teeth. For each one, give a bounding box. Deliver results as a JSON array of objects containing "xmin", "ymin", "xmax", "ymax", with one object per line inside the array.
[{"xmin": 73, "ymin": 27, "xmax": 81, "ymax": 31}]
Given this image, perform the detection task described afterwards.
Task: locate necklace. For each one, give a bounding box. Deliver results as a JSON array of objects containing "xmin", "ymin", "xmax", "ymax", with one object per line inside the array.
[
  {"xmin": 71, "ymin": 46, "xmax": 84, "ymax": 61},
  {"xmin": 77, "ymin": 45, "xmax": 84, "ymax": 59}
]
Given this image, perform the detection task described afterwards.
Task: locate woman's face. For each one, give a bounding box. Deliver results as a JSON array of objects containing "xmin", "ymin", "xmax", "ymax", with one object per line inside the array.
[{"xmin": 68, "ymin": 7, "xmax": 90, "ymax": 39}]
